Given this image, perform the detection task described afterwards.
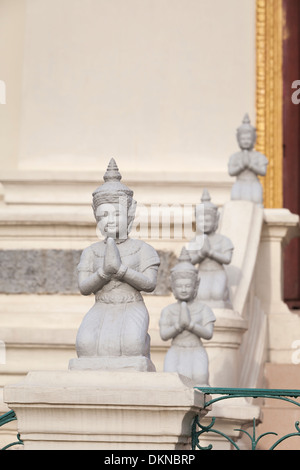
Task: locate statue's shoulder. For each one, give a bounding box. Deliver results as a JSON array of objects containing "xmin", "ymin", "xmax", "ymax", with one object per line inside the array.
[
  {"xmin": 82, "ymin": 241, "xmax": 105, "ymax": 258},
  {"xmin": 78, "ymin": 242, "xmax": 104, "ymax": 271},
  {"xmin": 210, "ymin": 232, "xmax": 233, "ymax": 251},
  {"xmin": 163, "ymin": 301, "xmax": 179, "ymax": 311},
  {"xmin": 202, "ymin": 303, "xmax": 217, "ymax": 324},
  {"xmin": 252, "ymin": 150, "xmax": 268, "ymax": 163},
  {"xmin": 160, "ymin": 302, "xmax": 179, "ymax": 319},
  {"xmin": 229, "ymin": 150, "xmax": 243, "ymax": 163},
  {"xmin": 131, "ymin": 238, "xmax": 161, "ymax": 267},
  {"xmin": 133, "ymin": 238, "xmax": 157, "ymax": 252},
  {"xmin": 190, "ymin": 300, "xmax": 216, "ymax": 323},
  {"xmin": 143, "ymin": 240, "xmax": 160, "ymax": 256}
]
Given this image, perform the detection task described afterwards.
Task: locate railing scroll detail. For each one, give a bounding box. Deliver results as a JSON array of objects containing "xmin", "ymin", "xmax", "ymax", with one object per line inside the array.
[
  {"xmin": 192, "ymin": 387, "xmax": 300, "ymax": 451},
  {"xmin": 0, "ymin": 410, "xmax": 23, "ymax": 450}
]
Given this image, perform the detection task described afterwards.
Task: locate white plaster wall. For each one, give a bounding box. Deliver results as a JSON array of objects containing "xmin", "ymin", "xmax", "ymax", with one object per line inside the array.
[
  {"xmin": 0, "ymin": 0, "xmax": 26, "ymax": 170},
  {"xmin": 2, "ymin": 0, "xmax": 256, "ymax": 174}
]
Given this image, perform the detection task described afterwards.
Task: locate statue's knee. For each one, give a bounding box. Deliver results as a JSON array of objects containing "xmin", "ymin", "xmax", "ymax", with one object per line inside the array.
[
  {"xmin": 122, "ymin": 332, "xmax": 145, "ymax": 356},
  {"xmin": 76, "ymin": 330, "xmax": 97, "ymax": 357},
  {"xmin": 210, "ymin": 285, "xmax": 224, "ymax": 300},
  {"xmin": 211, "ymin": 276, "xmax": 227, "ymax": 300}
]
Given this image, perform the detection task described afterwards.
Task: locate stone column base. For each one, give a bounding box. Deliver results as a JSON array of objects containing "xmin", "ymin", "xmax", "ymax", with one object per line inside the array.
[{"xmin": 4, "ymin": 370, "xmax": 206, "ymax": 450}]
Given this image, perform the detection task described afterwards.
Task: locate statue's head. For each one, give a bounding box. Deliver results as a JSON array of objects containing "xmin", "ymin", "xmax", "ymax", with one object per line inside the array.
[
  {"xmin": 171, "ymin": 248, "xmax": 199, "ymax": 301},
  {"xmin": 93, "ymin": 158, "xmax": 136, "ymax": 240},
  {"xmin": 236, "ymin": 113, "xmax": 256, "ymax": 150},
  {"xmin": 196, "ymin": 189, "xmax": 219, "ymax": 235}
]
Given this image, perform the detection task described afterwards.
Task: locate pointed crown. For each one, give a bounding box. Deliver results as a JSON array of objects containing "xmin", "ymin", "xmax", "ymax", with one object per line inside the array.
[
  {"xmin": 103, "ymin": 158, "xmax": 122, "ymax": 183},
  {"xmin": 92, "ymin": 158, "xmax": 134, "ymax": 211},
  {"xmin": 199, "ymin": 188, "xmax": 218, "ymax": 212},
  {"xmin": 170, "ymin": 247, "xmax": 198, "ymax": 280},
  {"xmin": 237, "ymin": 113, "xmax": 256, "ymax": 134}
]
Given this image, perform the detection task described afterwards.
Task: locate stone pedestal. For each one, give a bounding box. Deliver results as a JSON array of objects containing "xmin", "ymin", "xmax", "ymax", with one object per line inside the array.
[
  {"xmin": 255, "ymin": 209, "xmax": 300, "ymax": 363},
  {"xmin": 69, "ymin": 355, "xmax": 156, "ymax": 372},
  {"xmin": 204, "ymin": 308, "xmax": 247, "ymax": 387},
  {"xmin": 4, "ymin": 370, "xmax": 206, "ymax": 450}
]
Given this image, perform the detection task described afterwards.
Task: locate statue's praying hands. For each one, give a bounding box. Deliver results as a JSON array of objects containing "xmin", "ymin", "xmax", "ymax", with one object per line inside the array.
[
  {"xmin": 178, "ymin": 301, "xmax": 191, "ymax": 330},
  {"xmin": 103, "ymin": 237, "xmax": 122, "ymax": 276}
]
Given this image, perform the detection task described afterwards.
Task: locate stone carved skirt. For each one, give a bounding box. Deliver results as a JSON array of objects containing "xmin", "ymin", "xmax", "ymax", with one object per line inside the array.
[
  {"xmin": 75, "ymin": 299, "xmax": 150, "ymax": 358},
  {"xmin": 231, "ymin": 179, "xmax": 263, "ymax": 204},
  {"xmin": 164, "ymin": 345, "xmax": 209, "ymax": 386},
  {"xmin": 197, "ymin": 268, "xmax": 229, "ymax": 304}
]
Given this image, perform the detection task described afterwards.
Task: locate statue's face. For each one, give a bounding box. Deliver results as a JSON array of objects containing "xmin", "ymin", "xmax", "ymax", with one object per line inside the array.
[
  {"xmin": 196, "ymin": 208, "xmax": 218, "ymax": 234},
  {"xmin": 173, "ymin": 278, "xmax": 196, "ymax": 301},
  {"xmin": 237, "ymin": 130, "xmax": 255, "ymax": 150},
  {"xmin": 96, "ymin": 203, "xmax": 128, "ymax": 239}
]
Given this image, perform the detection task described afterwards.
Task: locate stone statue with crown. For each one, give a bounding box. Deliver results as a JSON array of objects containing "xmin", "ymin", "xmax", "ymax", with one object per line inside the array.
[
  {"xmin": 187, "ymin": 189, "xmax": 234, "ymax": 308},
  {"xmin": 69, "ymin": 159, "xmax": 160, "ymax": 372},
  {"xmin": 159, "ymin": 247, "xmax": 216, "ymax": 386},
  {"xmin": 228, "ymin": 113, "xmax": 268, "ymax": 205}
]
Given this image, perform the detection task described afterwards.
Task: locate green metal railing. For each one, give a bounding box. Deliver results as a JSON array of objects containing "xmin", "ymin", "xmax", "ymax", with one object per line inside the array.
[
  {"xmin": 0, "ymin": 410, "xmax": 23, "ymax": 450},
  {"xmin": 192, "ymin": 387, "xmax": 300, "ymax": 450}
]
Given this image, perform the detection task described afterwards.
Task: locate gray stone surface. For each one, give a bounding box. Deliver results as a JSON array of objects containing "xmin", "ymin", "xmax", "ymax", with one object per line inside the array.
[
  {"xmin": 153, "ymin": 250, "xmax": 177, "ymax": 295},
  {"xmin": 0, "ymin": 249, "xmax": 175, "ymax": 295},
  {"xmin": 0, "ymin": 249, "xmax": 80, "ymax": 294}
]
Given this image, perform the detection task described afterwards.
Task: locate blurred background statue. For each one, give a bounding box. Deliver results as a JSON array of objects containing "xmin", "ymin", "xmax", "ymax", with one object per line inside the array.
[
  {"xmin": 188, "ymin": 189, "xmax": 233, "ymax": 308},
  {"xmin": 228, "ymin": 113, "xmax": 268, "ymax": 205},
  {"xmin": 159, "ymin": 248, "xmax": 215, "ymax": 386}
]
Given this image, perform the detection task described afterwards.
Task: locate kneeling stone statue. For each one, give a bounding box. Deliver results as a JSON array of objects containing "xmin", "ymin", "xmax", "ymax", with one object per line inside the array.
[
  {"xmin": 159, "ymin": 248, "xmax": 216, "ymax": 386},
  {"xmin": 228, "ymin": 113, "xmax": 268, "ymax": 205},
  {"xmin": 69, "ymin": 158, "xmax": 160, "ymax": 372},
  {"xmin": 188, "ymin": 189, "xmax": 233, "ymax": 308}
]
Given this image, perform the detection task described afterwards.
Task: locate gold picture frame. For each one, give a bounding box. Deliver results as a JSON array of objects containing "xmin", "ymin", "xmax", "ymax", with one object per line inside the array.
[{"xmin": 256, "ymin": 0, "xmax": 283, "ymax": 208}]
